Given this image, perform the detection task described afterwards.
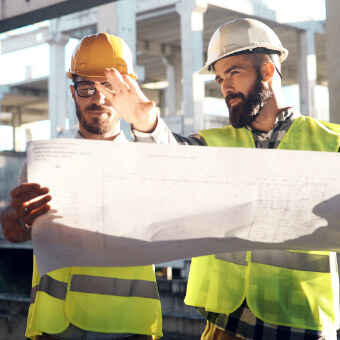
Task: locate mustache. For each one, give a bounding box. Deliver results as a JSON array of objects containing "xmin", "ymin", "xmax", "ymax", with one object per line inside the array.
[
  {"xmin": 86, "ymin": 104, "xmax": 109, "ymax": 111},
  {"xmin": 225, "ymin": 93, "xmax": 245, "ymax": 106}
]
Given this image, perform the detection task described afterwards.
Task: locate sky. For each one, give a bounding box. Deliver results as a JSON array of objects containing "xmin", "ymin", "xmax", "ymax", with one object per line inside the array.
[
  {"xmin": 0, "ymin": 0, "xmax": 327, "ymax": 150},
  {"xmin": 262, "ymin": 0, "xmax": 325, "ymax": 22}
]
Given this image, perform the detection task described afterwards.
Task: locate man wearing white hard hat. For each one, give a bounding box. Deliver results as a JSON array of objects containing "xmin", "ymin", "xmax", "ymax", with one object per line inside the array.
[{"xmin": 101, "ymin": 18, "xmax": 340, "ymax": 340}]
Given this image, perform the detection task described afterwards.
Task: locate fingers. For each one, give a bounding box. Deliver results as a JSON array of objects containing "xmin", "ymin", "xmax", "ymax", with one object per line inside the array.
[
  {"xmin": 102, "ymin": 68, "xmax": 152, "ymax": 105},
  {"xmin": 20, "ymin": 200, "xmax": 51, "ymax": 226},
  {"xmin": 10, "ymin": 184, "xmax": 50, "ymax": 209},
  {"xmin": 9, "ymin": 183, "xmax": 51, "ymax": 225},
  {"xmin": 104, "ymin": 68, "xmax": 130, "ymax": 94},
  {"xmin": 20, "ymin": 194, "xmax": 51, "ymax": 217},
  {"xmin": 121, "ymin": 74, "xmax": 142, "ymax": 96},
  {"xmin": 95, "ymin": 82, "xmax": 113, "ymax": 98},
  {"xmin": 10, "ymin": 183, "xmax": 41, "ymax": 198}
]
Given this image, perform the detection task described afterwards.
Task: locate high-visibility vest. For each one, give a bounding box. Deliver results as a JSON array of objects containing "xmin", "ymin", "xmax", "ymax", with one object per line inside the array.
[
  {"xmin": 184, "ymin": 116, "xmax": 340, "ymax": 331},
  {"xmin": 26, "ymin": 256, "xmax": 162, "ymax": 339}
]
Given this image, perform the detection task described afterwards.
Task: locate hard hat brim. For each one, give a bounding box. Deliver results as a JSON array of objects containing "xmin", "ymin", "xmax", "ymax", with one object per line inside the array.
[
  {"xmin": 67, "ymin": 71, "xmax": 137, "ymax": 81},
  {"xmin": 199, "ymin": 45, "xmax": 289, "ymax": 75}
]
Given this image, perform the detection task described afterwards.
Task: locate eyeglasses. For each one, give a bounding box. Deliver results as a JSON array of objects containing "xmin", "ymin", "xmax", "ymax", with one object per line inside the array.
[{"xmin": 74, "ymin": 81, "xmax": 112, "ymax": 98}]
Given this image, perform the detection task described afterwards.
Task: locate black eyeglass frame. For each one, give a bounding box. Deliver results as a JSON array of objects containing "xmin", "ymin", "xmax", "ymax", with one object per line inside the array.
[{"xmin": 73, "ymin": 81, "xmax": 112, "ymax": 98}]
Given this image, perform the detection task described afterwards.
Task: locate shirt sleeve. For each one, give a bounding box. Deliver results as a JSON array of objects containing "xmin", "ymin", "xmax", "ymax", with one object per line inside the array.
[{"xmin": 131, "ymin": 117, "xmax": 207, "ymax": 146}]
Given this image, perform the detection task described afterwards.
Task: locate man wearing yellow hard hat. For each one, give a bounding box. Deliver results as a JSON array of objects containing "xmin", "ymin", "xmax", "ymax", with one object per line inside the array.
[
  {"xmin": 1, "ymin": 33, "xmax": 162, "ymax": 340},
  {"xmin": 102, "ymin": 18, "xmax": 340, "ymax": 340}
]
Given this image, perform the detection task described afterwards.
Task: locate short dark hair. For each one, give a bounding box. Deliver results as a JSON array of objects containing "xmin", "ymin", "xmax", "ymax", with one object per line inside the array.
[{"xmin": 71, "ymin": 74, "xmax": 78, "ymax": 82}]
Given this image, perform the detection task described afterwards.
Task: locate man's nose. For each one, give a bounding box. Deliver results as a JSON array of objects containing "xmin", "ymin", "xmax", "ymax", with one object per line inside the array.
[
  {"xmin": 91, "ymin": 89, "xmax": 102, "ymax": 104},
  {"xmin": 221, "ymin": 79, "xmax": 233, "ymax": 97}
]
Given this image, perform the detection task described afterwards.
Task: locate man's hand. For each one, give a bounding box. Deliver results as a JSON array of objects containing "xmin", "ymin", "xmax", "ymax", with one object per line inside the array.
[
  {"xmin": 95, "ymin": 68, "xmax": 158, "ymax": 133},
  {"xmin": 1, "ymin": 183, "xmax": 51, "ymax": 243}
]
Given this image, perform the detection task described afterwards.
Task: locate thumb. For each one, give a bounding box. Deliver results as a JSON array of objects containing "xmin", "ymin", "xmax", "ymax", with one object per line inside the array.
[{"xmin": 141, "ymin": 101, "xmax": 156, "ymax": 115}]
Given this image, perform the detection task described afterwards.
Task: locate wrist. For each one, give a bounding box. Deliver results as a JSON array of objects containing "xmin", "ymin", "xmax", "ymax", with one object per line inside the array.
[{"xmin": 132, "ymin": 113, "xmax": 158, "ymax": 133}]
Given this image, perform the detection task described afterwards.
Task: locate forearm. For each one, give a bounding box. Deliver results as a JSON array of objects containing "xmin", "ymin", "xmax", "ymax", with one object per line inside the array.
[
  {"xmin": 131, "ymin": 117, "xmax": 178, "ymax": 145},
  {"xmin": 131, "ymin": 117, "xmax": 207, "ymax": 146},
  {"xmin": 1, "ymin": 206, "xmax": 32, "ymax": 243}
]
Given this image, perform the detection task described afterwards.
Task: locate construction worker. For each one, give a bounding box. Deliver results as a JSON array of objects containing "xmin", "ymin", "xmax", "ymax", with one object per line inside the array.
[
  {"xmin": 1, "ymin": 33, "xmax": 162, "ymax": 340},
  {"xmin": 100, "ymin": 18, "xmax": 340, "ymax": 340}
]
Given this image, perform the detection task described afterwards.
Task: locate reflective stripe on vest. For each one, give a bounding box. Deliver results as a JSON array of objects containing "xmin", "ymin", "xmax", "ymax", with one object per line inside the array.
[
  {"xmin": 215, "ymin": 250, "xmax": 331, "ymax": 273},
  {"xmin": 31, "ymin": 274, "xmax": 159, "ymax": 304},
  {"xmin": 70, "ymin": 274, "xmax": 159, "ymax": 299},
  {"xmin": 251, "ymin": 250, "xmax": 331, "ymax": 273},
  {"xmin": 31, "ymin": 275, "xmax": 68, "ymax": 304}
]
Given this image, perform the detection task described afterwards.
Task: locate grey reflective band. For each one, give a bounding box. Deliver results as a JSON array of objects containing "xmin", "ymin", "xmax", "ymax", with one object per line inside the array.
[
  {"xmin": 70, "ymin": 275, "xmax": 160, "ymax": 300},
  {"xmin": 251, "ymin": 250, "xmax": 331, "ymax": 273},
  {"xmin": 215, "ymin": 251, "xmax": 248, "ymax": 266},
  {"xmin": 30, "ymin": 274, "xmax": 160, "ymax": 304},
  {"xmin": 31, "ymin": 274, "xmax": 68, "ymax": 304}
]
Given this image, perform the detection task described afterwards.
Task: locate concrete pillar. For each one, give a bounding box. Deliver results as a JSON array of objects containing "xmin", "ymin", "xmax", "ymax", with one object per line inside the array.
[
  {"xmin": 174, "ymin": 52, "xmax": 183, "ymax": 116},
  {"xmin": 47, "ymin": 20, "xmax": 69, "ymax": 138},
  {"xmin": 326, "ymin": 0, "xmax": 340, "ymax": 124},
  {"xmin": 297, "ymin": 30, "xmax": 317, "ymax": 117},
  {"xmin": 0, "ymin": 86, "xmax": 7, "ymax": 125},
  {"xmin": 163, "ymin": 56, "xmax": 176, "ymax": 117},
  {"xmin": 97, "ymin": 0, "xmax": 144, "ymax": 139},
  {"xmin": 176, "ymin": 0, "xmax": 207, "ymax": 135},
  {"xmin": 11, "ymin": 108, "xmax": 22, "ymax": 152}
]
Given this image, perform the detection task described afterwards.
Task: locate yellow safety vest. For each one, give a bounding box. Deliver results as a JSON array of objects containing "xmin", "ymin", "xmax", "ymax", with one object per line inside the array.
[
  {"xmin": 26, "ymin": 256, "xmax": 162, "ymax": 339},
  {"xmin": 185, "ymin": 116, "xmax": 340, "ymax": 331}
]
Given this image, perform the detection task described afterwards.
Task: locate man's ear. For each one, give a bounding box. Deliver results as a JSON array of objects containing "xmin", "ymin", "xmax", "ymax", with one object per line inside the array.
[
  {"xmin": 70, "ymin": 85, "xmax": 76, "ymax": 102},
  {"xmin": 261, "ymin": 61, "xmax": 275, "ymax": 82}
]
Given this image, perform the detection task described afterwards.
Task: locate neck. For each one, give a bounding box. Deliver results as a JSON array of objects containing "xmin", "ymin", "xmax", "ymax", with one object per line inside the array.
[
  {"xmin": 79, "ymin": 124, "xmax": 122, "ymax": 141},
  {"xmin": 250, "ymin": 95, "xmax": 289, "ymax": 133}
]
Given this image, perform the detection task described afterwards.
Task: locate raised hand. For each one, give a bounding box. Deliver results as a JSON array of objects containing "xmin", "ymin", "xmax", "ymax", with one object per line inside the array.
[{"xmin": 95, "ymin": 68, "xmax": 158, "ymax": 132}]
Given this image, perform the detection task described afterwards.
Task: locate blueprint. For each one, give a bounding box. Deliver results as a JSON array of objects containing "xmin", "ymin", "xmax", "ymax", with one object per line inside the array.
[{"xmin": 27, "ymin": 139, "xmax": 340, "ymax": 276}]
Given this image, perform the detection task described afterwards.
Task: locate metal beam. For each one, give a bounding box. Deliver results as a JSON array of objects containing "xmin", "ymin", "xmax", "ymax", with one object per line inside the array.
[
  {"xmin": 1, "ymin": 83, "xmax": 47, "ymax": 98},
  {"xmin": 207, "ymin": 0, "xmax": 325, "ymax": 34},
  {"xmin": 1, "ymin": 107, "xmax": 46, "ymax": 117},
  {"xmin": 9, "ymin": 86, "xmax": 48, "ymax": 99},
  {"xmin": 0, "ymin": 0, "xmax": 120, "ymax": 33},
  {"xmin": 1, "ymin": 27, "xmax": 48, "ymax": 54},
  {"xmin": 137, "ymin": 40, "xmax": 178, "ymax": 57},
  {"xmin": 135, "ymin": 0, "xmax": 177, "ymax": 13}
]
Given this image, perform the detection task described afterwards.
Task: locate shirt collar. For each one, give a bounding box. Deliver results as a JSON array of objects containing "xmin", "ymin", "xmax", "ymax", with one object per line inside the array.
[{"xmin": 246, "ymin": 107, "xmax": 300, "ymax": 133}]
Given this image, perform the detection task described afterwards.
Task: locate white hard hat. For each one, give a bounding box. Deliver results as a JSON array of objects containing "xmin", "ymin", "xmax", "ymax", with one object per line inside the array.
[{"xmin": 200, "ymin": 18, "xmax": 289, "ymax": 74}]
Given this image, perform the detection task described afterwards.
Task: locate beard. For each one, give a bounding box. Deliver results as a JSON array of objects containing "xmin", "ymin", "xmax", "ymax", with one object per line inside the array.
[
  {"xmin": 226, "ymin": 75, "xmax": 273, "ymax": 129},
  {"xmin": 75, "ymin": 102, "xmax": 121, "ymax": 135}
]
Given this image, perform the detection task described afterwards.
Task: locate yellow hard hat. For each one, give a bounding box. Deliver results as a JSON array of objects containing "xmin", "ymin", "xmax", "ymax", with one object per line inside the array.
[
  {"xmin": 67, "ymin": 33, "xmax": 137, "ymax": 80},
  {"xmin": 200, "ymin": 18, "xmax": 288, "ymax": 74}
]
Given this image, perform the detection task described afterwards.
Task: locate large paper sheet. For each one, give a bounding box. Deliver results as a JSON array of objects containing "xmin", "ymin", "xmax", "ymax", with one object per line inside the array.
[{"xmin": 27, "ymin": 139, "xmax": 340, "ymax": 276}]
